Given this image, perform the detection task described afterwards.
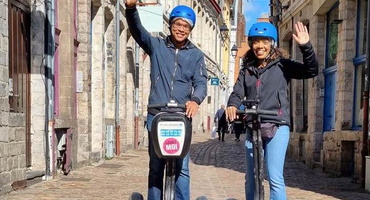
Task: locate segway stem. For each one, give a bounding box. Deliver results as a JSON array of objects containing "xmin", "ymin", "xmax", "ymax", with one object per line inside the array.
[
  {"xmin": 237, "ymin": 100, "xmax": 277, "ymax": 200},
  {"xmin": 165, "ymin": 159, "xmax": 176, "ymax": 200},
  {"xmin": 148, "ymin": 101, "xmax": 191, "ymax": 200}
]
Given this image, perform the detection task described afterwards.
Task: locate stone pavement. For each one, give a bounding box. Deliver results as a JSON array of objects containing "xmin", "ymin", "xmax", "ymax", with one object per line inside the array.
[{"xmin": 2, "ymin": 132, "xmax": 370, "ymax": 200}]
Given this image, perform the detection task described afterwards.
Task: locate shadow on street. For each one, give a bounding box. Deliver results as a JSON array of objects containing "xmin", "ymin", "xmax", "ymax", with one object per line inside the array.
[{"xmin": 189, "ymin": 133, "xmax": 370, "ymax": 200}]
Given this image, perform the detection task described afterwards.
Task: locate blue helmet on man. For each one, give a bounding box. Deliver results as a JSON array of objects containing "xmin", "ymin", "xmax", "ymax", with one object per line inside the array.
[
  {"xmin": 169, "ymin": 5, "xmax": 196, "ymax": 29},
  {"xmin": 248, "ymin": 22, "xmax": 278, "ymax": 47}
]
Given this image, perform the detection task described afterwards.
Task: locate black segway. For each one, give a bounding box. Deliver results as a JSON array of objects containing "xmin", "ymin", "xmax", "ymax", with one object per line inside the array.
[
  {"xmin": 129, "ymin": 100, "xmax": 192, "ymax": 200},
  {"xmin": 149, "ymin": 100, "xmax": 192, "ymax": 200},
  {"xmin": 237, "ymin": 100, "xmax": 278, "ymax": 200}
]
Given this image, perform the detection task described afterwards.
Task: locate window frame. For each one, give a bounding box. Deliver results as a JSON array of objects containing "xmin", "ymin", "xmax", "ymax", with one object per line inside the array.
[{"xmin": 352, "ymin": 0, "xmax": 368, "ymax": 129}]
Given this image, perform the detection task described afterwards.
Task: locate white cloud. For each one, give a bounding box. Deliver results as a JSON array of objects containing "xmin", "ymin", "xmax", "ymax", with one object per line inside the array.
[
  {"xmin": 242, "ymin": 0, "xmax": 271, "ymax": 33},
  {"xmin": 260, "ymin": 12, "xmax": 269, "ymax": 18},
  {"xmin": 243, "ymin": 1, "xmax": 254, "ymax": 13}
]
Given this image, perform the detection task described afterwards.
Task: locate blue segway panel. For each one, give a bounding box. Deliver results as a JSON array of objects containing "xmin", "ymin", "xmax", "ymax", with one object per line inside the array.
[{"xmin": 151, "ymin": 112, "xmax": 192, "ymax": 158}]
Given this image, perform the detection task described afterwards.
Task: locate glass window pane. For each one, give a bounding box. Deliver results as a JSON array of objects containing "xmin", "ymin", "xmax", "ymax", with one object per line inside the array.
[
  {"xmin": 358, "ymin": 0, "xmax": 368, "ymax": 55},
  {"xmin": 327, "ymin": 6, "xmax": 339, "ymax": 68},
  {"xmin": 354, "ymin": 64, "xmax": 365, "ymax": 126},
  {"xmin": 303, "ymin": 79, "xmax": 308, "ymax": 132}
]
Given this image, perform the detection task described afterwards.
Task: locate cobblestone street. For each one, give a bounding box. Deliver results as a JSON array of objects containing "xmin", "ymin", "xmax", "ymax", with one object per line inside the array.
[{"xmin": 2, "ymin": 133, "xmax": 370, "ymax": 200}]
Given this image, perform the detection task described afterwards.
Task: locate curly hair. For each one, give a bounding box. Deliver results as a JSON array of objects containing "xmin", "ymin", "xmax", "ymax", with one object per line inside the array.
[{"xmin": 242, "ymin": 47, "xmax": 290, "ymax": 68}]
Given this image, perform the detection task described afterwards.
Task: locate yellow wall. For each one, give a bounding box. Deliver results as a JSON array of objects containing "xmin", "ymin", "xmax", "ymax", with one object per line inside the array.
[{"xmin": 221, "ymin": 0, "xmax": 232, "ymax": 76}]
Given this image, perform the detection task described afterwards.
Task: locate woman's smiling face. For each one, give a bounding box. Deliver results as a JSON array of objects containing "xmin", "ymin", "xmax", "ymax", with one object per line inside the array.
[{"xmin": 251, "ymin": 36, "xmax": 273, "ymax": 60}]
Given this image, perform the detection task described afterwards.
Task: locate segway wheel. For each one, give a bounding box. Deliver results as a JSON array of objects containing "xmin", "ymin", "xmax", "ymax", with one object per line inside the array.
[{"xmin": 129, "ymin": 192, "xmax": 144, "ymax": 200}]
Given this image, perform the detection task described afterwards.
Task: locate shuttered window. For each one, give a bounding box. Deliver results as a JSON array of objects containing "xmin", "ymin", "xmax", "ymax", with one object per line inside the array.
[{"xmin": 8, "ymin": 1, "xmax": 30, "ymax": 113}]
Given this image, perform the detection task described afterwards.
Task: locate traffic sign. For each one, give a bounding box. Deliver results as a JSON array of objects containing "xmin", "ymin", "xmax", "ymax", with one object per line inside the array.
[{"xmin": 210, "ymin": 77, "xmax": 219, "ymax": 85}]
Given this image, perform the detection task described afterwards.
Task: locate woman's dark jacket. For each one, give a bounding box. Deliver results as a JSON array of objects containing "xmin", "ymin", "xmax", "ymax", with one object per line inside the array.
[{"xmin": 227, "ymin": 42, "xmax": 319, "ymax": 126}]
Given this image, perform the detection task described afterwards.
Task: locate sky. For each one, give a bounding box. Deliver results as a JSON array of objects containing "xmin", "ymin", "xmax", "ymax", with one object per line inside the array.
[{"xmin": 243, "ymin": 0, "xmax": 270, "ymax": 34}]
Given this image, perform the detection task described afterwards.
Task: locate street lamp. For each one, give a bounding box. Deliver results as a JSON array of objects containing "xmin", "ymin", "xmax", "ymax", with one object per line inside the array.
[
  {"xmin": 219, "ymin": 23, "xmax": 229, "ymax": 40},
  {"xmin": 231, "ymin": 44, "xmax": 238, "ymax": 58}
]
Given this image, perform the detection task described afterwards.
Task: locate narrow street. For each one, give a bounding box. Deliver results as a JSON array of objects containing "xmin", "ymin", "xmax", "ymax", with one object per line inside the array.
[{"xmin": 2, "ymin": 133, "xmax": 370, "ymax": 200}]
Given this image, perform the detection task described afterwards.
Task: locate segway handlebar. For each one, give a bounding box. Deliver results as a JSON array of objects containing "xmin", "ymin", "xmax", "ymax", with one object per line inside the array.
[
  {"xmin": 147, "ymin": 102, "xmax": 186, "ymax": 109},
  {"xmin": 237, "ymin": 99, "xmax": 278, "ymax": 116},
  {"xmin": 236, "ymin": 109, "xmax": 278, "ymax": 116}
]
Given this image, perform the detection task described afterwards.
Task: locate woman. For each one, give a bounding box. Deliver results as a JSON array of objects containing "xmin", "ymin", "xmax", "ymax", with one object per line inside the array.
[{"xmin": 226, "ymin": 21, "xmax": 318, "ymax": 200}]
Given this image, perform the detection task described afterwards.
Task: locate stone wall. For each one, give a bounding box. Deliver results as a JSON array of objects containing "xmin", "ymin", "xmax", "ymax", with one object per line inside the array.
[
  {"xmin": 76, "ymin": 0, "xmax": 92, "ymax": 168},
  {"xmin": 90, "ymin": 0, "xmax": 105, "ymax": 159},
  {"xmin": 0, "ymin": 0, "xmax": 11, "ymax": 194},
  {"xmin": 30, "ymin": 0, "xmax": 47, "ymax": 171},
  {"xmin": 282, "ymin": 0, "xmax": 357, "ymax": 178},
  {"xmin": 322, "ymin": 131, "xmax": 362, "ymax": 180},
  {"xmin": 334, "ymin": 0, "xmax": 356, "ymax": 131},
  {"xmin": 0, "ymin": 0, "xmax": 28, "ymax": 195}
]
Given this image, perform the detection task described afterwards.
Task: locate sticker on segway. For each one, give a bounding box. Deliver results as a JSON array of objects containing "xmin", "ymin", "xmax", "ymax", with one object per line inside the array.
[
  {"xmin": 157, "ymin": 121, "xmax": 185, "ymax": 156},
  {"xmin": 163, "ymin": 138, "xmax": 180, "ymax": 154}
]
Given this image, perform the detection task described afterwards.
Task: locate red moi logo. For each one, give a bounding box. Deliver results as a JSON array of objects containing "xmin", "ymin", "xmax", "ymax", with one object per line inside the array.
[{"xmin": 163, "ymin": 138, "xmax": 180, "ymax": 154}]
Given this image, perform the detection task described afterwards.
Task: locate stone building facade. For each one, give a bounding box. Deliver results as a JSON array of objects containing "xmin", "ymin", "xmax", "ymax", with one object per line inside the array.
[
  {"xmin": 0, "ymin": 0, "xmax": 232, "ymax": 195},
  {"xmin": 272, "ymin": 0, "xmax": 368, "ymax": 182}
]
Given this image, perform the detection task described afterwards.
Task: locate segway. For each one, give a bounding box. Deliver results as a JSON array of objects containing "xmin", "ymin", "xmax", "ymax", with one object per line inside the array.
[
  {"xmin": 237, "ymin": 100, "xmax": 278, "ymax": 200},
  {"xmin": 149, "ymin": 100, "xmax": 192, "ymax": 200}
]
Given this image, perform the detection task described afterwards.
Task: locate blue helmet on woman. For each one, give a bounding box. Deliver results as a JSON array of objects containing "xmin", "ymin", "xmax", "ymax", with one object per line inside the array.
[
  {"xmin": 248, "ymin": 22, "xmax": 277, "ymax": 46},
  {"xmin": 169, "ymin": 5, "xmax": 196, "ymax": 29}
]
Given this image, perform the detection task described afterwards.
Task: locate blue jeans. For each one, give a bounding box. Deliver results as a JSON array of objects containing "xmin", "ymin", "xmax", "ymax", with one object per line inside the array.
[
  {"xmin": 245, "ymin": 125, "xmax": 289, "ymax": 200},
  {"xmin": 146, "ymin": 114, "xmax": 190, "ymax": 200}
]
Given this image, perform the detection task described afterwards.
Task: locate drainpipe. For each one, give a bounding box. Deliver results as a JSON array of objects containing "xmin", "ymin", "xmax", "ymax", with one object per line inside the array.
[
  {"xmin": 215, "ymin": 25, "xmax": 219, "ymax": 116},
  {"xmin": 134, "ymin": 43, "xmax": 140, "ymax": 149},
  {"xmin": 115, "ymin": 0, "xmax": 121, "ymax": 155},
  {"xmin": 362, "ymin": 0, "xmax": 370, "ymax": 188},
  {"xmin": 44, "ymin": 0, "xmax": 55, "ymax": 180}
]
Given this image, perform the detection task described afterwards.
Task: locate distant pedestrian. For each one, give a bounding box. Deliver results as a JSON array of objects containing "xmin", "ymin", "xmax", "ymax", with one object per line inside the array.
[
  {"xmin": 233, "ymin": 105, "xmax": 245, "ymax": 142},
  {"xmin": 214, "ymin": 105, "xmax": 228, "ymax": 141}
]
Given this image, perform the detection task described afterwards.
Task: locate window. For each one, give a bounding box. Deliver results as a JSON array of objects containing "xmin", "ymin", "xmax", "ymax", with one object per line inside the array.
[
  {"xmin": 323, "ymin": 6, "xmax": 339, "ymax": 131},
  {"xmin": 353, "ymin": 0, "xmax": 368, "ymax": 127},
  {"xmin": 358, "ymin": 0, "xmax": 368, "ymax": 56},
  {"xmin": 302, "ymin": 23, "xmax": 309, "ymax": 132},
  {"xmin": 8, "ymin": 2, "xmax": 30, "ymax": 113},
  {"xmin": 354, "ymin": 63, "xmax": 365, "ymax": 126},
  {"xmin": 326, "ymin": 5, "xmax": 339, "ymax": 68}
]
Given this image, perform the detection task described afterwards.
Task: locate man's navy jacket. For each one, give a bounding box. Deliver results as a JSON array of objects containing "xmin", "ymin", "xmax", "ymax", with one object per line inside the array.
[{"xmin": 126, "ymin": 6, "xmax": 208, "ymax": 114}]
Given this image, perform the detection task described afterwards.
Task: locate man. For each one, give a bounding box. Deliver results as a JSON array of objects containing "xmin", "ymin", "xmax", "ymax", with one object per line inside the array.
[
  {"xmin": 125, "ymin": 1, "xmax": 208, "ymax": 199},
  {"xmin": 214, "ymin": 105, "xmax": 227, "ymax": 141}
]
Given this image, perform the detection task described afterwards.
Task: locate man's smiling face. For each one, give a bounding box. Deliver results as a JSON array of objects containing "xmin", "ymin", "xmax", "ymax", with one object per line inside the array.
[{"xmin": 170, "ymin": 19, "xmax": 191, "ymax": 45}]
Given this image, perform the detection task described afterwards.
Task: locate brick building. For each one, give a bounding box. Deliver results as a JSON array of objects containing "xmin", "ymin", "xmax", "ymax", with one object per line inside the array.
[{"xmin": 271, "ymin": 0, "xmax": 369, "ymax": 183}]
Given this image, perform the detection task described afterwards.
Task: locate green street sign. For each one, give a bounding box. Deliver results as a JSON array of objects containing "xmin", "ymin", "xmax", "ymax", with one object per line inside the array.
[{"xmin": 210, "ymin": 77, "xmax": 219, "ymax": 85}]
